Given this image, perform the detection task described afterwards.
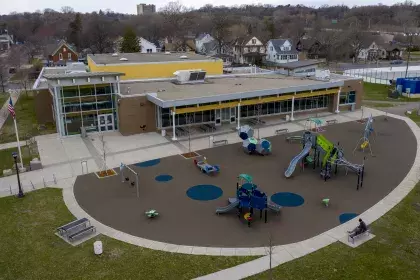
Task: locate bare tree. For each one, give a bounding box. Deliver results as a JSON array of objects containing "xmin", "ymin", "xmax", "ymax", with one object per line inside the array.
[
  {"xmin": 99, "ymin": 134, "xmax": 109, "ymax": 175},
  {"xmin": 61, "ymin": 6, "xmax": 75, "ymax": 14},
  {"xmin": 210, "ymin": 13, "xmax": 231, "ymax": 54},
  {"xmin": 0, "ymin": 58, "xmax": 7, "ymax": 93},
  {"xmin": 265, "ymin": 232, "xmax": 275, "ymax": 280},
  {"xmin": 8, "ymin": 46, "xmax": 23, "ymax": 71},
  {"xmin": 87, "ymin": 16, "xmax": 113, "ymax": 54}
]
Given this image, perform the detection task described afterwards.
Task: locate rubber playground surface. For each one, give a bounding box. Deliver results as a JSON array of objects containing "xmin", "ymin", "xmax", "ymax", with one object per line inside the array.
[{"xmin": 74, "ymin": 117, "xmax": 416, "ymax": 247}]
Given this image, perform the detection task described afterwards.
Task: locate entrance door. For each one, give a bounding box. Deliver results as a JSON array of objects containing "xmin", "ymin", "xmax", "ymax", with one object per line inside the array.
[
  {"xmin": 230, "ymin": 107, "xmax": 236, "ymax": 123},
  {"xmin": 98, "ymin": 114, "xmax": 115, "ymax": 132}
]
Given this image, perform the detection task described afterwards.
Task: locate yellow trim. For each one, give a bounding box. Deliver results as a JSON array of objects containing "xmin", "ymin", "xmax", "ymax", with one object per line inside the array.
[{"xmin": 174, "ymin": 89, "xmax": 338, "ymax": 114}]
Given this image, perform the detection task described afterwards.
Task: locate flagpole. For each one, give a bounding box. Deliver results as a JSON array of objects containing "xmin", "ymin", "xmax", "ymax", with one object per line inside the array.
[{"xmin": 13, "ymin": 116, "xmax": 23, "ymax": 168}]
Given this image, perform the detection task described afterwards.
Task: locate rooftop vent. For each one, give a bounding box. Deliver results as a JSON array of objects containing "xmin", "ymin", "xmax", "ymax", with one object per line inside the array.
[
  {"xmin": 112, "ymin": 53, "xmax": 119, "ymax": 56},
  {"xmin": 315, "ymin": 69, "xmax": 330, "ymax": 81},
  {"xmin": 179, "ymin": 55, "xmax": 188, "ymax": 59},
  {"xmin": 119, "ymin": 57, "xmax": 128, "ymax": 61},
  {"xmin": 165, "ymin": 51, "xmax": 171, "ymax": 54},
  {"xmin": 173, "ymin": 69, "xmax": 206, "ymax": 85}
]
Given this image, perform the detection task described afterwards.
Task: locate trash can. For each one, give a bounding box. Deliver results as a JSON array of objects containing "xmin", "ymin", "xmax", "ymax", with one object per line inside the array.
[
  {"xmin": 94, "ymin": 241, "xmax": 103, "ymax": 255},
  {"xmin": 209, "ymin": 136, "xmax": 214, "ymax": 147},
  {"xmin": 285, "ymin": 115, "xmax": 290, "ymax": 122},
  {"xmin": 161, "ymin": 129, "xmax": 166, "ymax": 137},
  {"xmin": 80, "ymin": 127, "xmax": 87, "ymax": 138}
]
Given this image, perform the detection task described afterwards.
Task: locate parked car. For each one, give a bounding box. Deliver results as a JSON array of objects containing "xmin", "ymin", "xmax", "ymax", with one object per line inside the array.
[{"xmin": 390, "ymin": 60, "xmax": 403, "ymax": 65}]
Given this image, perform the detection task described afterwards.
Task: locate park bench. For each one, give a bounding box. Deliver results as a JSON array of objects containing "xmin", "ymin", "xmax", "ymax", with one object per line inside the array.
[
  {"xmin": 275, "ymin": 128, "xmax": 289, "ymax": 135},
  {"xmin": 57, "ymin": 218, "xmax": 89, "ymax": 237},
  {"xmin": 347, "ymin": 226, "xmax": 371, "ymax": 244},
  {"xmin": 68, "ymin": 226, "xmax": 96, "ymax": 242},
  {"xmin": 213, "ymin": 139, "xmax": 228, "ymax": 146},
  {"xmin": 326, "ymin": 119, "xmax": 338, "ymax": 125}
]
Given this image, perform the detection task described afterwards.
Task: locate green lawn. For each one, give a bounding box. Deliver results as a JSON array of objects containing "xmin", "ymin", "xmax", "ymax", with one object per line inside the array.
[
  {"xmin": 0, "ymin": 93, "xmax": 8, "ymax": 106},
  {"xmin": 363, "ymin": 82, "xmax": 419, "ymax": 102},
  {"xmin": 0, "ymin": 146, "xmax": 37, "ymax": 176},
  {"xmin": 248, "ymin": 186, "xmax": 420, "ymax": 279},
  {"xmin": 0, "ymin": 93, "xmax": 56, "ymax": 143},
  {"xmin": 406, "ymin": 110, "xmax": 420, "ymax": 125},
  {"xmin": 364, "ymin": 102, "xmax": 395, "ymax": 108},
  {"xmin": 0, "ymin": 188, "xmax": 255, "ymax": 280}
]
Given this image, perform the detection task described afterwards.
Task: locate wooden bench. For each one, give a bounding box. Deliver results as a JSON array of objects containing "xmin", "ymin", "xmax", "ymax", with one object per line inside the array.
[
  {"xmin": 68, "ymin": 226, "xmax": 96, "ymax": 242},
  {"xmin": 57, "ymin": 218, "xmax": 89, "ymax": 236},
  {"xmin": 213, "ymin": 139, "xmax": 228, "ymax": 146},
  {"xmin": 347, "ymin": 226, "xmax": 371, "ymax": 244},
  {"xmin": 326, "ymin": 119, "xmax": 338, "ymax": 125},
  {"xmin": 275, "ymin": 128, "xmax": 289, "ymax": 135}
]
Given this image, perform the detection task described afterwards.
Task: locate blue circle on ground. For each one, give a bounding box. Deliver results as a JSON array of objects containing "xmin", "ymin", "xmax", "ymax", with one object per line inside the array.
[
  {"xmin": 155, "ymin": 174, "xmax": 173, "ymax": 182},
  {"xmin": 135, "ymin": 159, "xmax": 161, "ymax": 167},
  {"xmin": 242, "ymin": 183, "xmax": 257, "ymax": 191},
  {"xmin": 339, "ymin": 213, "xmax": 359, "ymax": 224},
  {"xmin": 186, "ymin": 185, "xmax": 223, "ymax": 201},
  {"xmin": 271, "ymin": 192, "xmax": 305, "ymax": 207}
]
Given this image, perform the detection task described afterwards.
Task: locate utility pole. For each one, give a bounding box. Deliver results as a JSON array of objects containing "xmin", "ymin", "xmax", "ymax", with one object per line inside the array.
[{"xmin": 405, "ymin": 34, "xmax": 414, "ymax": 78}]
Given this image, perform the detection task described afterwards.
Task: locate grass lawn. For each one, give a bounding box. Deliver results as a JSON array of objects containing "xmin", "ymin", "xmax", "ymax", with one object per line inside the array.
[
  {"xmin": 363, "ymin": 82, "xmax": 419, "ymax": 102},
  {"xmin": 405, "ymin": 110, "xmax": 420, "ymax": 125},
  {"xmin": 0, "ymin": 93, "xmax": 56, "ymax": 144},
  {"xmin": 0, "ymin": 146, "xmax": 37, "ymax": 176},
  {"xmin": 0, "ymin": 93, "xmax": 8, "ymax": 106},
  {"xmin": 364, "ymin": 102, "xmax": 395, "ymax": 108},
  {"xmin": 248, "ymin": 186, "xmax": 420, "ymax": 279},
  {"xmin": 0, "ymin": 188, "xmax": 255, "ymax": 280}
]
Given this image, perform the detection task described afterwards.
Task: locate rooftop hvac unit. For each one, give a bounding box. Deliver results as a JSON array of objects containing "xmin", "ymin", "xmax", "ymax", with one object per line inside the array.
[
  {"xmin": 173, "ymin": 69, "xmax": 206, "ymax": 84},
  {"xmin": 119, "ymin": 57, "xmax": 128, "ymax": 61},
  {"xmin": 111, "ymin": 53, "xmax": 119, "ymax": 56}
]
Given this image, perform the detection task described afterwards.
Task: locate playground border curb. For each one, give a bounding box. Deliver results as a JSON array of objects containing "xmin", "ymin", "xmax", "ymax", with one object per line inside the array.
[{"xmin": 62, "ymin": 108, "xmax": 420, "ymax": 279}]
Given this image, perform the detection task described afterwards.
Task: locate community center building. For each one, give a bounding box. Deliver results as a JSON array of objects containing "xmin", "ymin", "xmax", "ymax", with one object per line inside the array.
[{"xmin": 32, "ymin": 53, "xmax": 363, "ymax": 138}]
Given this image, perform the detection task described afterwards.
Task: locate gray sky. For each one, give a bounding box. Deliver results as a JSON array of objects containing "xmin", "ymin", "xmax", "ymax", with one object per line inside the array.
[{"xmin": 2, "ymin": 0, "xmax": 412, "ymax": 15}]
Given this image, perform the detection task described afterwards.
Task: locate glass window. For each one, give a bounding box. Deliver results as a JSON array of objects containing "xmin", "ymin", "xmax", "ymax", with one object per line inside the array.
[{"xmin": 340, "ymin": 91, "xmax": 356, "ymax": 105}]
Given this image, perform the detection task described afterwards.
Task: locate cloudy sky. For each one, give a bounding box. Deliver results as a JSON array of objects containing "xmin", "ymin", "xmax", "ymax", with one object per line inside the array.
[{"xmin": 2, "ymin": 0, "xmax": 411, "ymax": 14}]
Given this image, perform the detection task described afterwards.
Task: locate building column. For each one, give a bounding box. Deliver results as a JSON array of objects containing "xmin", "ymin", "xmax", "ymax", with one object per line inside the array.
[
  {"xmin": 236, "ymin": 103, "xmax": 241, "ymax": 130},
  {"xmin": 290, "ymin": 96, "xmax": 295, "ymax": 121},
  {"xmin": 335, "ymin": 87, "xmax": 341, "ymax": 114},
  {"xmin": 171, "ymin": 110, "xmax": 177, "ymax": 141}
]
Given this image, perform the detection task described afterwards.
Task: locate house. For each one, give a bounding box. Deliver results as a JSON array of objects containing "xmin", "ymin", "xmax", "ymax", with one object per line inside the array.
[
  {"xmin": 357, "ymin": 40, "xmax": 402, "ymax": 61},
  {"xmin": 201, "ymin": 40, "xmax": 234, "ymax": 66},
  {"xmin": 164, "ymin": 37, "xmax": 196, "ymax": 53},
  {"xmin": 139, "ymin": 37, "xmax": 157, "ymax": 53},
  {"xmin": 44, "ymin": 40, "xmax": 78, "ymax": 66},
  {"xmin": 296, "ymin": 38, "xmax": 326, "ymax": 60},
  {"xmin": 195, "ymin": 33, "xmax": 214, "ymax": 54},
  {"xmin": 0, "ymin": 33, "xmax": 13, "ymax": 51},
  {"xmin": 266, "ymin": 39, "xmax": 299, "ymax": 65},
  {"xmin": 232, "ymin": 36, "xmax": 266, "ymax": 65}
]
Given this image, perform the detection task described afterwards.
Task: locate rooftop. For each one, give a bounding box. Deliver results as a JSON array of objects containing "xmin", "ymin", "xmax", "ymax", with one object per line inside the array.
[
  {"xmin": 119, "ymin": 73, "xmax": 357, "ymax": 108},
  {"xmin": 88, "ymin": 52, "xmax": 220, "ymax": 65},
  {"xmin": 277, "ymin": 60, "xmax": 322, "ymax": 69},
  {"xmin": 43, "ymin": 71, "xmax": 124, "ymax": 79}
]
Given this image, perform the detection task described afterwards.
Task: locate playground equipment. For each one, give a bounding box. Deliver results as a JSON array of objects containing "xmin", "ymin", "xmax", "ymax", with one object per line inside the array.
[
  {"xmin": 216, "ymin": 174, "xmax": 281, "ymax": 226},
  {"xmin": 353, "ymin": 115, "xmax": 375, "ymax": 156},
  {"xmin": 194, "ymin": 157, "xmax": 220, "ymax": 175},
  {"xmin": 285, "ymin": 131, "xmax": 365, "ymax": 190},
  {"xmin": 120, "ymin": 163, "xmax": 140, "ymax": 197},
  {"xmin": 305, "ymin": 118, "xmax": 325, "ymax": 132},
  {"xmin": 238, "ymin": 125, "xmax": 271, "ymax": 155},
  {"xmin": 145, "ymin": 209, "xmax": 159, "ymax": 218}
]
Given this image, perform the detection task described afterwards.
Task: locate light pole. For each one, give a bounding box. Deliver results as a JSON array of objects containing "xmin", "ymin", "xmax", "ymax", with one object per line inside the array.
[
  {"xmin": 12, "ymin": 152, "xmax": 24, "ymax": 198},
  {"xmin": 404, "ymin": 33, "xmax": 419, "ymax": 78}
]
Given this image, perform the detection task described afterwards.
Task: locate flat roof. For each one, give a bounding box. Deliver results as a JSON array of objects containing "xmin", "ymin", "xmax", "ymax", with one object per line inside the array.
[
  {"xmin": 88, "ymin": 52, "xmax": 221, "ymax": 65},
  {"xmin": 277, "ymin": 60, "xmax": 322, "ymax": 69},
  {"xmin": 43, "ymin": 72, "xmax": 124, "ymax": 79},
  {"xmin": 119, "ymin": 73, "xmax": 356, "ymax": 108}
]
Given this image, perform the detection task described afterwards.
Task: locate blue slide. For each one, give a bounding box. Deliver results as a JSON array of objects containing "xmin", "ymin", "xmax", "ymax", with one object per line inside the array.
[{"xmin": 284, "ymin": 142, "xmax": 312, "ymax": 178}]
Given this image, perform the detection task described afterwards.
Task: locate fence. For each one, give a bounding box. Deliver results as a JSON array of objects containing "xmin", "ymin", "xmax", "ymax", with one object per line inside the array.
[{"xmin": 343, "ymin": 66, "xmax": 420, "ymax": 84}]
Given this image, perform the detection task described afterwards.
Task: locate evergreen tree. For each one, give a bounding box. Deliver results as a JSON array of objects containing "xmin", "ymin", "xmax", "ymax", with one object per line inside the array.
[
  {"xmin": 120, "ymin": 27, "xmax": 140, "ymax": 53},
  {"xmin": 68, "ymin": 13, "xmax": 83, "ymax": 50}
]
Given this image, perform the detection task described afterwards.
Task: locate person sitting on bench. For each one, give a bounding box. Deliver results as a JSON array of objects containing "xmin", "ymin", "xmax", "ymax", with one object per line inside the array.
[{"xmin": 348, "ymin": 218, "xmax": 368, "ymax": 239}]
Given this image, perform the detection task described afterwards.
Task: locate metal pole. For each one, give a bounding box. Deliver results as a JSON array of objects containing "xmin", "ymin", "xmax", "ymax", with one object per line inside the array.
[
  {"xmin": 136, "ymin": 174, "xmax": 139, "ymax": 198},
  {"xmin": 405, "ymin": 35, "xmax": 412, "ymax": 78},
  {"xmin": 13, "ymin": 118, "xmax": 23, "ymax": 168},
  {"xmin": 13, "ymin": 153, "xmax": 24, "ymax": 198}
]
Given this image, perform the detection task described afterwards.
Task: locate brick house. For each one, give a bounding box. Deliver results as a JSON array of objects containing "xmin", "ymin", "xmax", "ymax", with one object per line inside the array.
[{"xmin": 44, "ymin": 40, "xmax": 78, "ymax": 66}]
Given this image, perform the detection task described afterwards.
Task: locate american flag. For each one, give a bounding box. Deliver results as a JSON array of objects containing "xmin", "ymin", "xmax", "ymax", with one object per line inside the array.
[{"xmin": 8, "ymin": 97, "xmax": 15, "ymax": 118}]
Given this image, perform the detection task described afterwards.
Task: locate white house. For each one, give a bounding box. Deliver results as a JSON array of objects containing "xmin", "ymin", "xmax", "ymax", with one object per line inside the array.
[
  {"xmin": 0, "ymin": 33, "xmax": 13, "ymax": 51},
  {"xmin": 233, "ymin": 36, "xmax": 266, "ymax": 64},
  {"xmin": 195, "ymin": 33, "xmax": 214, "ymax": 54},
  {"xmin": 201, "ymin": 40, "xmax": 234, "ymax": 66},
  {"xmin": 139, "ymin": 37, "xmax": 158, "ymax": 53},
  {"xmin": 266, "ymin": 39, "xmax": 299, "ymax": 64}
]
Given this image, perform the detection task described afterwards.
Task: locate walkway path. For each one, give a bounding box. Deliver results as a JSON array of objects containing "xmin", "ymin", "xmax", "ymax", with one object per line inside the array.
[{"xmin": 0, "ymin": 141, "xmax": 19, "ymax": 151}]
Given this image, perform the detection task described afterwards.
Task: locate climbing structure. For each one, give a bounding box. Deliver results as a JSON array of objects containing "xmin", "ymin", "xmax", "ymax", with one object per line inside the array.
[
  {"xmin": 238, "ymin": 125, "xmax": 271, "ymax": 155},
  {"xmin": 285, "ymin": 131, "xmax": 365, "ymax": 190},
  {"xmin": 353, "ymin": 115, "xmax": 375, "ymax": 156}
]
